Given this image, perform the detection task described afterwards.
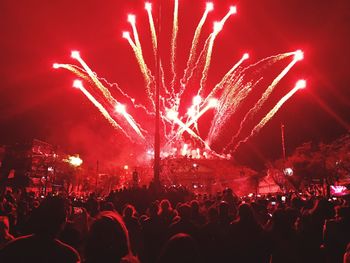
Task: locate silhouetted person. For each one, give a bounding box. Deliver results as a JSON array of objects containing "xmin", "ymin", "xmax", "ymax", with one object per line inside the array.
[
  {"xmin": 158, "ymin": 233, "xmax": 200, "ymax": 263},
  {"xmin": 141, "ymin": 201, "xmax": 166, "ymax": 263},
  {"xmin": 123, "ymin": 205, "xmax": 142, "ymax": 256},
  {"xmin": 230, "ymin": 203, "xmax": 268, "ymax": 263},
  {"xmin": 0, "ymin": 196, "xmax": 80, "ymax": 263},
  {"xmin": 266, "ymin": 208, "xmax": 300, "ymax": 263},
  {"xmin": 85, "ymin": 211, "xmax": 138, "ymax": 263},
  {"xmin": 324, "ymin": 206, "xmax": 350, "ymax": 263},
  {"xmin": 158, "ymin": 199, "xmax": 177, "ymax": 227}
]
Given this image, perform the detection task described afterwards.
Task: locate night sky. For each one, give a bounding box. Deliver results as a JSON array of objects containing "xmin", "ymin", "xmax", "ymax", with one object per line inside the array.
[{"xmin": 1, "ymin": 0, "xmax": 349, "ymax": 169}]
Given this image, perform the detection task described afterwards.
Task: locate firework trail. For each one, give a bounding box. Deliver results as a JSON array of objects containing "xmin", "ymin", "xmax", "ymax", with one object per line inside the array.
[
  {"xmin": 167, "ymin": 98, "xmax": 218, "ymax": 146},
  {"xmin": 203, "ymin": 53, "xmax": 249, "ymax": 105},
  {"xmin": 206, "ymin": 51, "xmax": 296, "ymax": 145},
  {"xmin": 145, "ymin": 3, "xmax": 158, "ymax": 59},
  {"xmin": 62, "ymin": 55, "xmax": 146, "ymax": 139},
  {"xmin": 181, "ymin": 2, "xmax": 213, "ymax": 88},
  {"xmin": 232, "ymin": 80, "xmax": 306, "ymax": 152},
  {"xmin": 55, "ymin": 2, "xmax": 305, "ymax": 155},
  {"xmin": 123, "ymin": 31, "xmax": 155, "ymax": 109},
  {"xmin": 72, "ymin": 80, "xmax": 131, "ymax": 139},
  {"xmin": 71, "ymin": 51, "xmax": 118, "ymax": 106},
  {"xmin": 166, "ymin": 109, "xmax": 210, "ymax": 149},
  {"xmin": 170, "ymin": 0, "xmax": 179, "ymax": 91},
  {"xmin": 198, "ymin": 6, "xmax": 237, "ymax": 96},
  {"xmin": 223, "ymin": 50, "xmax": 303, "ymax": 150},
  {"xmin": 115, "ymin": 104, "xmax": 145, "ymax": 139}
]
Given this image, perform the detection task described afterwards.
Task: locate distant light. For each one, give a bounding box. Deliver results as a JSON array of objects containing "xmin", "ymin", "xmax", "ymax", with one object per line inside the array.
[
  {"xmin": 193, "ymin": 163, "xmax": 198, "ymax": 168},
  {"xmin": 73, "ymin": 80, "xmax": 83, "ymax": 89},
  {"xmin": 52, "ymin": 63, "xmax": 60, "ymax": 69},
  {"xmin": 68, "ymin": 156, "xmax": 83, "ymax": 167},
  {"xmin": 124, "ymin": 165, "xmax": 129, "ymax": 170},
  {"xmin": 145, "ymin": 2, "xmax": 152, "ymax": 11},
  {"xmin": 295, "ymin": 79, "xmax": 306, "ymax": 89},
  {"xmin": 48, "ymin": 167, "xmax": 54, "ymax": 172},
  {"xmin": 115, "ymin": 103, "xmax": 126, "ymax": 113},
  {"xmin": 122, "ymin": 31, "xmax": 130, "ymax": 39},
  {"xmin": 242, "ymin": 53, "xmax": 249, "ymax": 60},
  {"xmin": 71, "ymin": 50, "xmax": 80, "ymax": 59},
  {"xmin": 128, "ymin": 14, "xmax": 136, "ymax": 24},
  {"xmin": 284, "ymin": 167, "xmax": 293, "ymax": 176},
  {"xmin": 193, "ymin": 95, "xmax": 202, "ymax": 106},
  {"xmin": 206, "ymin": 2, "xmax": 214, "ymax": 11},
  {"xmin": 208, "ymin": 98, "xmax": 218, "ymax": 108},
  {"xmin": 229, "ymin": 6, "xmax": 237, "ymax": 14},
  {"xmin": 294, "ymin": 50, "xmax": 304, "ymax": 61}
]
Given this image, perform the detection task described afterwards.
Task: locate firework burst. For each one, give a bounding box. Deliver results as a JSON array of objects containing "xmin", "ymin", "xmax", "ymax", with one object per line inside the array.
[{"xmin": 54, "ymin": 1, "xmax": 304, "ymax": 159}]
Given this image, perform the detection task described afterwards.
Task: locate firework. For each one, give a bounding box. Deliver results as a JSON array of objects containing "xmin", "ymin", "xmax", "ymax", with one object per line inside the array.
[{"xmin": 55, "ymin": 1, "xmax": 304, "ymax": 159}]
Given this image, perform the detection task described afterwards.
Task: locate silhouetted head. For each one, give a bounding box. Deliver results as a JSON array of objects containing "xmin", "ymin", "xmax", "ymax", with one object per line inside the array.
[
  {"xmin": 149, "ymin": 201, "xmax": 159, "ymax": 217},
  {"xmin": 160, "ymin": 199, "xmax": 172, "ymax": 212},
  {"xmin": 85, "ymin": 211, "xmax": 132, "ymax": 263},
  {"xmin": 218, "ymin": 201, "xmax": 229, "ymax": 217},
  {"xmin": 158, "ymin": 233, "xmax": 200, "ymax": 263},
  {"xmin": 178, "ymin": 204, "xmax": 191, "ymax": 221},
  {"xmin": 31, "ymin": 196, "xmax": 68, "ymax": 238},
  {"xmin": 123, "ymin": 204, "xmax": 136, "ymax": 218},
  {"xmin": 238, "ymin": 203, "xmax": 255, "ymax": 222}
]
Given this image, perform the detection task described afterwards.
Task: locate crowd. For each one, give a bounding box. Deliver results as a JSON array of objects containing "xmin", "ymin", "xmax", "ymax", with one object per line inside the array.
[{"xmin": 0, "ymin": 185, "xmax": 349, "ymax": 263}]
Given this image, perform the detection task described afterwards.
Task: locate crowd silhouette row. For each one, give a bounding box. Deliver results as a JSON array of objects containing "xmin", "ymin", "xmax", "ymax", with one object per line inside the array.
[{"xmin": 0, "ymin": 185, "xmax": 349, "ymax": 263}]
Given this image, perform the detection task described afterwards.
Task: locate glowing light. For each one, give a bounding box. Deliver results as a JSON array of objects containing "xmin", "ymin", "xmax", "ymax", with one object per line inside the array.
[
  {"xmin": 213, "ymin": 21, "xmax": 223, "ymax": 33},
  {"xmin": 67, "ymin": 156, "xmax": 83, "ymax": 167},
  {"xmin": 208, "ymin": 98, "xmax": 218, "ymax": 108},
  {"xmin": 182, "ymin": 144, "xmax": 188, "ymax": 156},
  {"xmin": 115, "ymin": 103, "xmax": 126, "ymax": 113},
  {"xmin": 296, "ymin": 79, "xmax": 306, "ymax": 89},
  {"xmin": 52, "ymin": 63, "xmax": 60, "ymax": 69},
  {"xmin": 122, "ymin": 31, "xmax": 130, "ymax": 38},
  {"xmin": 193, "ymin": 95, "xmax": 202, "ymax": 106},
  {"xmin": 166, "ymin": 109, "xmax": 179, "ymax": 120},
  {"xmin": 206, "ymin": 2, "xmax": 214, "ymax": 11},
  {"xmin": 71, "ymin": 50, "xmax": 80, "ymax": 59},
  {"xmin": 243, "ymin": 53, "xmax": 249, "ymax": 60},
  {"xmin": 294, "ymin": 50, "xmax": 304, "ymax": 61},
  {"xmin": 124, "ymin": 165, "xmax": 129, "ymax": 170},
  {"xmin": 187, "ymin": 107, "xmax": 196, "ymax": 117},
  {"xmin": 229, "ymin": 6, "xmax": 237, "ymax": 14},
  {"xmin": 330, "ymin": 185, "xmax": 347, "ymax": 195},
  {"xmin": 73, "ymin": 79, "xmax": 83, "ymax": 89},
  {"xmin": 145, "ymin": 2, "xmax": 152, "ymax": 11},
  {"xmin": 284, "ymin": 167, "xmax": 293, "ymax": 176},
  {"xmin": 128, "ymin": 14, "xmax": 136, "ymax": 24}
]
